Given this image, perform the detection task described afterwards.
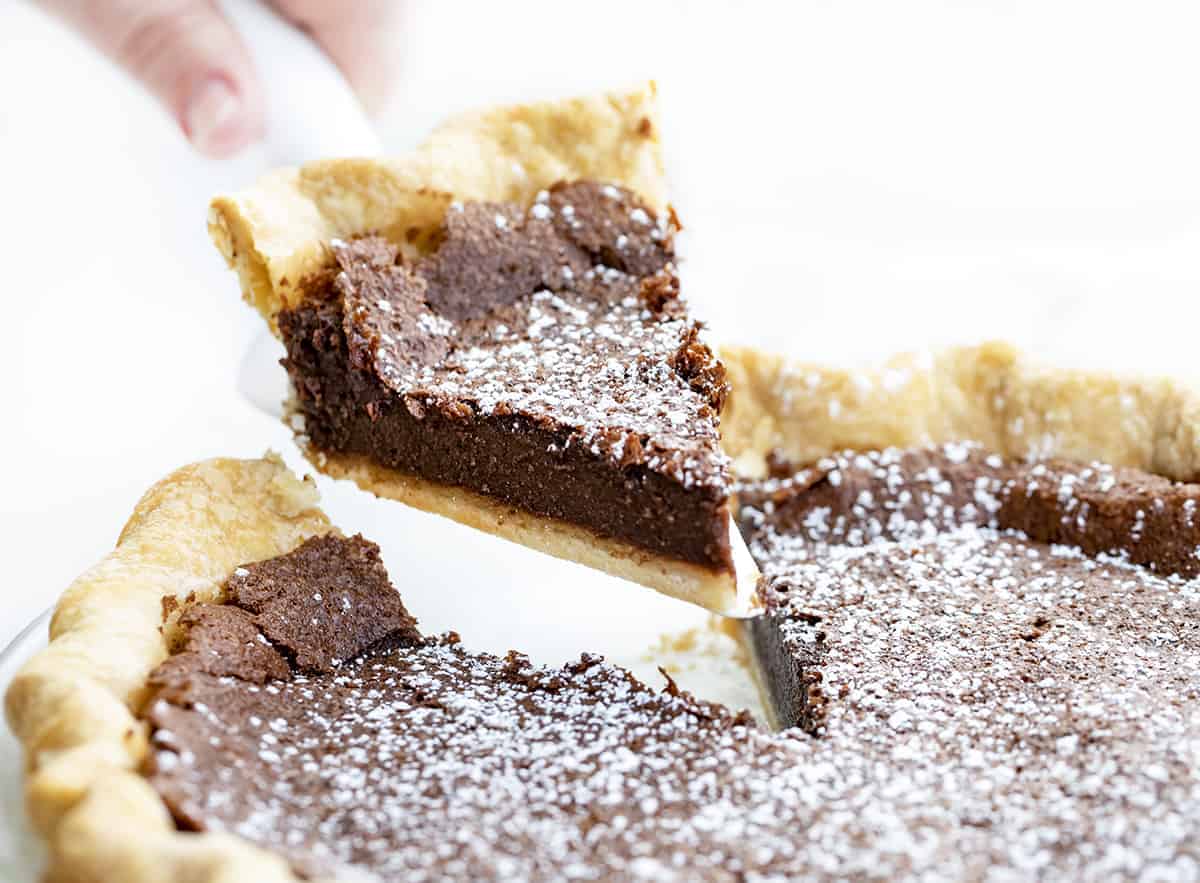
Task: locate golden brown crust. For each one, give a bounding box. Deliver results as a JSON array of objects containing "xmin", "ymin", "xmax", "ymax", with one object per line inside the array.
[
  {"xmin": 308, "ymin": 447, "xmax": 751, "ymax": 615},
  {"xmin": 721, "ymin": 341, "xmax": 1200, "ymax": 481},
  {"xmin": 208, "ymin": 84, "xmax": 667, "ymax": 329},
  {"xmin": 4, "ymin": 455, "xmax": 333, "ymax": 883}
]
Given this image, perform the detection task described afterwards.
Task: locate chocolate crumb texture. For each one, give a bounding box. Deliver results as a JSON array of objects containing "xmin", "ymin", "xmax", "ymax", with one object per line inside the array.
[
  {"xmin": 279, "ymin": 181, "xmax": 735, "ymax": 573},
  {"xmin": 140, "ymin": 458, "xmax": 1200, "ymax": 879},
  {"xmin": 739, "ymin": 443, "xmax": 1200, "ymax": 878}
]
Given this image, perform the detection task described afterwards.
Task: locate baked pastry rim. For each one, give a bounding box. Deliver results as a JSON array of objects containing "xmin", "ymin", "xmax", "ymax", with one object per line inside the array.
[
  {"xmin": 719, "ymin": 339, "xmax": 1200, "ymax": 482},
  {"xmin": 4, "ymin": 455, "xmax": 335, "ymax": 883}
]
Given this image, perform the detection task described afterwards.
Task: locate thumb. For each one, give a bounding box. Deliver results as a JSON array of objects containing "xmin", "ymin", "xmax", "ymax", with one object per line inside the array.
[{"xmin": 41, "ymin": 0, "xmax": 265, "ymax": 158}]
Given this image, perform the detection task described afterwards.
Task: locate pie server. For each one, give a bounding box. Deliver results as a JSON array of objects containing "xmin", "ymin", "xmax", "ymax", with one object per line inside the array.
[{"xmin": 225, "ymin": 1, "xmax": 764, "ymax": 619}]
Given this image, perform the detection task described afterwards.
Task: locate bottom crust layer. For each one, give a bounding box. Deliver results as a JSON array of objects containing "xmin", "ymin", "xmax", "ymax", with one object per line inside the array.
[{"xmin": 306, "ymin": 447, "xmax": 746, "ymax": 615}]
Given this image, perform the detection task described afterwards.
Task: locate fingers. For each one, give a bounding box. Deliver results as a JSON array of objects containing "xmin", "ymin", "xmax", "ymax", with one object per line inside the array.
[
  {"xmin": 270, "ymin": 0, "xmax": 404, "ymax": 115},
  {"xmin": 40, "ymin": 0, "xmax": 265, "ymax": 158},
  {"xmin": 39, "ymin": 0, "xmax": 402, "ymax": 155}
]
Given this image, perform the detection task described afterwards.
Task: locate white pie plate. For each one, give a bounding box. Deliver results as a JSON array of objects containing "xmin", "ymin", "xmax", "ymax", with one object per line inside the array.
[
  {"xmin": 0, "ymin": 476, "xmax": 764, "ymax": 881},
  {"xmin": 1, "ymin": 610, "xmax": 51, "ymax": 881}
]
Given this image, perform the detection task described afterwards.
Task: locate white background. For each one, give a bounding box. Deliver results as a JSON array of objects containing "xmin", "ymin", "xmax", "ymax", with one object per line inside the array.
[{"xmin": 3, "ymin": 0, "xmax": 1200, "ymax": 654}]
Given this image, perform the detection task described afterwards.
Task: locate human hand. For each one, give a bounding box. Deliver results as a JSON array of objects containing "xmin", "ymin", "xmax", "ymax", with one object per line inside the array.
[{"xmin": 40, "ymin": 0, "xmax": 402, "ymax": 158}]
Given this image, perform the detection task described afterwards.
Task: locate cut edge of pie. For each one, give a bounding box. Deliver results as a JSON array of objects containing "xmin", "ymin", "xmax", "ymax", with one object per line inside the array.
[{"xmin": 208, "ymin": 83, "xmax": 756, "ymax": 614}]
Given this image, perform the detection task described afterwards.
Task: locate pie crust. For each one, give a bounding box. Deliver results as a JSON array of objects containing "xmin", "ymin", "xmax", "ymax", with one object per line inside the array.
[
  {"xmin": 720, "ymin": 340, "xmax": 1200, "ymax": 481},
  {"xmin": 5, "ymin": 456, "xmax": 334, "ymax": 882},
  {"xmin": 209, "ymin": 84, "xmax": 750, "ymax": 613}
]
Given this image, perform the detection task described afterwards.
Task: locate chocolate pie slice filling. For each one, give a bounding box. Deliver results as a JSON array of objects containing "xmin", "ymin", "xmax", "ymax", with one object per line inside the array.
[{"xmin": 209, "ymin": 86, "xmax": 750, "ymax": 613}]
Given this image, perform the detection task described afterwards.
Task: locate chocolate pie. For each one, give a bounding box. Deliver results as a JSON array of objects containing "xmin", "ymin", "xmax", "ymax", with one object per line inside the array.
[
  {"xmin": 11, "ymin": 80, "xmax": 1200, "ymax": 881},
  {"xmin": 208, "ymin": 85, "xmax": 747, "ymax": 613},
  {"xmin": 10, "ymin": 336, "xmax": 1200, "ymax": 880}
]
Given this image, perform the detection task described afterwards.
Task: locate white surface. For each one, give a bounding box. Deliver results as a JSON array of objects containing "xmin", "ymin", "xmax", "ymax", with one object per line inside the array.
[{"xmin": 4, "ymin": 0, "xmax": 1200, "ymax": 876}]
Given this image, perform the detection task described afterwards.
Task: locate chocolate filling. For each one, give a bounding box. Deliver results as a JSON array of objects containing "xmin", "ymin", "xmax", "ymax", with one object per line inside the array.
[
  {"xmin": 139, "ymin": 533, "xmax": 818, "ymax": 881},
  {"xmin": 142, "ymin": 465, "xmax": 1200, "ymax": 879},
  {"xmin": 278, "ymin": 181, "xmax": 732, "ymax": 573},
  {"xmin": 740, "ymin": 445, "xmax": 1200, "ymax": 731}
]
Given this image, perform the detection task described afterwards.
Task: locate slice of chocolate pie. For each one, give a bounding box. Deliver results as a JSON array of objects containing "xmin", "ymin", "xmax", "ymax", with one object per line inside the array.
[{"xmin": 208, "ymin": 86, "xmax": 748, "ymax": 613}]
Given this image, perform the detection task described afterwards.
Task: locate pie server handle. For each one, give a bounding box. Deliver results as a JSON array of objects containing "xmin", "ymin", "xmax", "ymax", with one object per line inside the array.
[
  {"xmin": 222, "ymin": 0, "xmax": 385, "ymax": 415},
  {"xmin": 218, "ymin": 0, "xmax": 385, "ymax": 165}
]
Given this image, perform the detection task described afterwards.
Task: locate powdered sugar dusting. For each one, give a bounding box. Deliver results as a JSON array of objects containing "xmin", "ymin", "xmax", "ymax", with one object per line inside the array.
[
  {"xmin": 148, "ymin": 641, "xmax": 825, "ymax": 880},
  {"xmin": 144, "ymin": 447, "xmax": 1200, "ymax": 879},
  {"xmin": 346, "ymin": 184, "xmax": 728, "ymax": 490},
  {"xmin": 738, "ymin": 443, "xmax": 1200, "ymax": 879}
]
